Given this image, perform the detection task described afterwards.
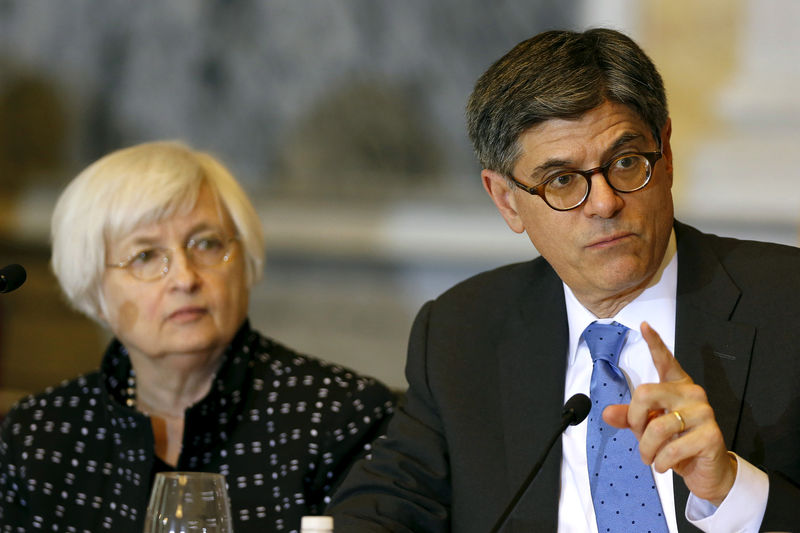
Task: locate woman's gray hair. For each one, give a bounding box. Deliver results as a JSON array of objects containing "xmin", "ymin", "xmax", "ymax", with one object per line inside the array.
[
  {"xmin": 51, "ymin": 141, "xmax": 265, "ymax": 323},
  {"xmin": 466, "ymin": 28, "xmax": 668, "ymax": 177}
]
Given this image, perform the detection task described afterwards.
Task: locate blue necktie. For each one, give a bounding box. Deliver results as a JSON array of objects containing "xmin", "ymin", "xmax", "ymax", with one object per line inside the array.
[{"xmin": 584, "ymin": 322, "xmax": 667, "ymax": 533}]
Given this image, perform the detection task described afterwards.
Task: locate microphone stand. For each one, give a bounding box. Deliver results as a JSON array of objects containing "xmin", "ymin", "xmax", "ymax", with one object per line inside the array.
[{"xmin": 488, "ymin": 394, "xmax": 590, "ymax": 533}]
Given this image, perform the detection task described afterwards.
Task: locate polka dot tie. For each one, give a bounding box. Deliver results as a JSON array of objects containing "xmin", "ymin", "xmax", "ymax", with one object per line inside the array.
[{"xmin": 584, "ymin": 321, "xmax": 667, "ymax": 533}]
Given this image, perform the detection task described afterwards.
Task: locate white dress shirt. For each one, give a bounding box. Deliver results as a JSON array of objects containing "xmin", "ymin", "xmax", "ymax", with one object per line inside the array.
[{"xmin": 556, "ymin": 230, "xmax": 768, "ymax": 532}]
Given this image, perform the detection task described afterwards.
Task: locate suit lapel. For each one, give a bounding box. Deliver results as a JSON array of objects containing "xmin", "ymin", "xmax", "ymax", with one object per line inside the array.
[
  {"xmin": 672, "ymin": 222, "xmax": 755, "ymax": 529},
  {"xmin": 496, "ymin": 260, "xmax": 568, "ymax": 531}
]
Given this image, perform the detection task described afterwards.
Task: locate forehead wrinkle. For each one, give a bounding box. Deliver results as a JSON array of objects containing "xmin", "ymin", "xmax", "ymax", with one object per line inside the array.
[{"xmin": 527, "ymin": 130, "xmax": 649, "ymax": 179}]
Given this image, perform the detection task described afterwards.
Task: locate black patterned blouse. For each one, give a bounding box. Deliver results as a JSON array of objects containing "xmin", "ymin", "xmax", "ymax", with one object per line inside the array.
[{"xmin": 0, "ymin": 321, "xmax": 395, "ymax": 532}]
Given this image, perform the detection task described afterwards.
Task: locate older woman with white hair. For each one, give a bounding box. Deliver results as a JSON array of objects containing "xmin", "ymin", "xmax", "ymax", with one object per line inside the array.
[{"xmin": 0, "ymin": 141, "xmax": 394, "ymax": 532}]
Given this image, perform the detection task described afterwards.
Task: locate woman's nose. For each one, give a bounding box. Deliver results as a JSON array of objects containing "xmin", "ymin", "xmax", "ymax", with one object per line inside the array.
[{"xmin": 165, "ymin": 249, "xmax": 200, "ymax": 290}]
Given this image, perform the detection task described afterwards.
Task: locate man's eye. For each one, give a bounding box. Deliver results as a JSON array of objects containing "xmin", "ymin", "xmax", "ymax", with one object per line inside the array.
[
  {"xmin": 548, "ymin": 173, "xmax": 580, "ymax": 189},
  {"xmin": 614, "ymin": 155, "xmax": 640, "ymax": 170}
]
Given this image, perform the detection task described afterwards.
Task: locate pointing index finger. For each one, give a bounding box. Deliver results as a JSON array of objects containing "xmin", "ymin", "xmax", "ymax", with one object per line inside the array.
[{"xmin": 640, "ymin": 321, "xmax": 689, "ymax": 384}]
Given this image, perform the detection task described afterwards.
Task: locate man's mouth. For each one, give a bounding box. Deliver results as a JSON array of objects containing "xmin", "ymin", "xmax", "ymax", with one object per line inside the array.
[{"xmin": 586, "ymin": 232, "xmax": 634, "ymax": 248}]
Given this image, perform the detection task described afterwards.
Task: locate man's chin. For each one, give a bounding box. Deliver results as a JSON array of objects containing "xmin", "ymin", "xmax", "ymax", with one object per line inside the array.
[
  {"xmin": 588, "ymin": 256, "xmax": 655, "ymax": 291},
  {"xmin": 599, "ymin": 270, "xmax": 655, "ymax": 298}
]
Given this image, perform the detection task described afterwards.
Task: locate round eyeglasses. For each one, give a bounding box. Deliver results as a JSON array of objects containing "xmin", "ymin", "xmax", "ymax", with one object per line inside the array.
[
  {"xmin": 508, "ymin": 151, "xmax": 662, "ymax": 211},
  {"xmin": 107, "ymin": 235, "xmax": 239, "ymax": 282}
]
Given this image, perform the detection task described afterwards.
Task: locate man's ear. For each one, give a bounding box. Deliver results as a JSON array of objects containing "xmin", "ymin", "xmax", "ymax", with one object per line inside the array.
[
  {"xmin": 660, "ymin": 118, "xmax": 674, "ymax": 186},
  {"xmin": 482, "ymin": 169, "xmax": 525, "ymax": 234}
]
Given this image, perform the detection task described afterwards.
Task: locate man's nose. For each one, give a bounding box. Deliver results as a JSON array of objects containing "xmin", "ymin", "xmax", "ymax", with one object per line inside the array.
[{"xmin": 582, "ymin": 172, "xmax": 624, "ymax": 218}]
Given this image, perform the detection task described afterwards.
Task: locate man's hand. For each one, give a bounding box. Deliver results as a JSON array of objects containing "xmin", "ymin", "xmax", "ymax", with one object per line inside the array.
[{"xmin": 603, "ymin": 321, "xmax": 738, "ymax": 506}]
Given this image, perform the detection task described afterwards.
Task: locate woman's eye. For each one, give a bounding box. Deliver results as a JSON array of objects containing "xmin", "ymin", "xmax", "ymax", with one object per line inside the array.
[
  {"xmin": 131, "ymin": 249, "xmax": 158, "ymax": 265},
  {"xmin": 193, "ymin": 236, "xmax": 224, "ymax": 251}
]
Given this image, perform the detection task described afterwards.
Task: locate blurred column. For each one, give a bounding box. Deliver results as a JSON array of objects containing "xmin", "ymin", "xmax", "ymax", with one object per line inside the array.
[
  {"xmin": 580, "ymin": 0, "xmax": 739, "ymax": 209},
  {"xmin": 578, "ymin": 0, "xmax": 640, "ymax": 35},
  {"xmin": 680, "ymin": 0, "xmax": 800, "ymax": 238}
]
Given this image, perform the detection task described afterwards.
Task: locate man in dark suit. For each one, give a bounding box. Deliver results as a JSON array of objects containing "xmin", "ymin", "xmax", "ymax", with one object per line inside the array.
[{"xmin": 328, "ymin": 28, "xmax": 800, "ymax": 532}]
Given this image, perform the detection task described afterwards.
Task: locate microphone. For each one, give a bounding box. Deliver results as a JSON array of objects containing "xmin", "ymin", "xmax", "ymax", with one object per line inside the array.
[
  {"xmin": 489, "ymin": 393, "xmax": 591, "ymax": 533},
  {"xmin": 0, "ymin": 264, "xmax": 27, "ymax": 293}
]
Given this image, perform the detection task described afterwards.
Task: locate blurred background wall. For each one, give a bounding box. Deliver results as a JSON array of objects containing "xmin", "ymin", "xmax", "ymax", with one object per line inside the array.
[{"xmin": 0, "ymin": 0, "xmax": 798, "ymax": 410}]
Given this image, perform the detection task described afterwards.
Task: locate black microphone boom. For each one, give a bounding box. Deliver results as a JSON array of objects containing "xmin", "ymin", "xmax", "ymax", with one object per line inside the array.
[
  {"xmin": 0, "ymin": 264, "xmax": 27, "ymax": 293},
  {"xmin": 488, "ymin": 393, "xmax": 591, "ymax": 533}
]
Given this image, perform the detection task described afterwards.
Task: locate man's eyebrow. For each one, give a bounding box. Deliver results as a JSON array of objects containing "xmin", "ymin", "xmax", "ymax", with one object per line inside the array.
[
  {"xmin": 607, "ymin": 132, "xmax": 646, "ymax": 153},
  {"xmin": 529, "ymin": 132, "xmax": 648, "ymax": 175},
  {"xmin": 531, "ymin": 158, "xmax": 573, "ymax": 175}
]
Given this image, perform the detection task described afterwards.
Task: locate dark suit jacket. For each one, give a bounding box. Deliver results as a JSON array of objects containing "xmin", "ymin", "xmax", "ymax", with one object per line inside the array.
[{"xmin": 329, "ymin": 222, "xmax": 800, "ymax": 532}]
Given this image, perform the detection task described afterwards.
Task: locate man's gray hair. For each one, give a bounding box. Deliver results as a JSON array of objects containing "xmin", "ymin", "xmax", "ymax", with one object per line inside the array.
[{"xmin": 466, "ymin": 28, "xmax": 668, "ymax": 176}]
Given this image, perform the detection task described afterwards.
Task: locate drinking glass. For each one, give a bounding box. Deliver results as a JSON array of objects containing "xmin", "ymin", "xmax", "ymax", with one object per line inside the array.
[{"xmin": 143, "ymin": 472, "xmax": 233, "ymax": 533}]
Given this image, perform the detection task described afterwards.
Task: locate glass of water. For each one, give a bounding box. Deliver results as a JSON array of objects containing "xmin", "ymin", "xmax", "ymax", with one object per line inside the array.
[{"xmin": 143, "ymin": 472, "xmax": 233, "ymax": 533}]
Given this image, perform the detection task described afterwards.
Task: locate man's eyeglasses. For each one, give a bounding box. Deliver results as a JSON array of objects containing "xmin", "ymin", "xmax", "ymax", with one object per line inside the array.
[
  {"xmin": 508, "ymin": 151, "xmax": 662, "ymax": 211},
  {"xmin": 107, "ymin": 234, "xmax": 239, "ymax": 282}
]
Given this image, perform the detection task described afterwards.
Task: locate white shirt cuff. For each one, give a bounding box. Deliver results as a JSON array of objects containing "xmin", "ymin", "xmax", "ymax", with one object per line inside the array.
[{"xmin": 685, "ymin": 453, "xmax": 768, "ymax": 532}]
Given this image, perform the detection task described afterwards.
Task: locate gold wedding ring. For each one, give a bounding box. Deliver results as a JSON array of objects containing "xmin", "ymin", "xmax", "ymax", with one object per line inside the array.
[{"xmin": 671, "ymin": 410, "xmax": 686, "ymax": 433}]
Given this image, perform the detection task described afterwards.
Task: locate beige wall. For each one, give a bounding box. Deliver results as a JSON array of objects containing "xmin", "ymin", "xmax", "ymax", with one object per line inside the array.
[
  {"xmin": 1, "ymin": 2, "xmax": 798, "ymax": 401},
  {"xmin": 640, "ymin": 0, "xmax": 743, "ymax": 203}
]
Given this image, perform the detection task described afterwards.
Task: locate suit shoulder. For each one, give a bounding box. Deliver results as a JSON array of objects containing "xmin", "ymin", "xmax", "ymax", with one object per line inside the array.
[
  {"xmin": 680, "ymin": 223, "xmax": 800, "ymax": 265},
  {"xmin": 677, "ymin": 222, "xmax": 800, "ymax": 294},
  {"xmin": 435, "ymin": 257, "xmax": 552, "ymax": 303},
  {"xmin": 686, "ymin": 225, "xmax": 799, "ymax": 257},
  {"xmin": 416, "ymin": 257, "xmax": 560, "ymax": 332}
]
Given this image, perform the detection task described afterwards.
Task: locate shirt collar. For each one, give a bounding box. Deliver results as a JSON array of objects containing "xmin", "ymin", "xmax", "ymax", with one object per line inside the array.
[{"xmin": 564, "ymin": 228, "xmax": 678, "ymax": 365}]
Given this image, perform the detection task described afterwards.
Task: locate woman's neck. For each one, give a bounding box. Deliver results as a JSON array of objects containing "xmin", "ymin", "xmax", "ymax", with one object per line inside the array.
[
  {"xmin": 129, "ymin": 349, "xmax": 224, "ymax": 418},
  {"xmin": 127, "ymin": 349, "xmax": 225, "ymax": 467}
]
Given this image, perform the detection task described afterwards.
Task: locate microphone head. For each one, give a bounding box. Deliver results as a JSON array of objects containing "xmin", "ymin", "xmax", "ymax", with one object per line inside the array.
[
  {"xmin": 562, "ymin": 393, "xmax": 591, "ymax": 426},
  {"xmin": 0, "ymin": 264, "xmax": 27, "ymax": 293}
]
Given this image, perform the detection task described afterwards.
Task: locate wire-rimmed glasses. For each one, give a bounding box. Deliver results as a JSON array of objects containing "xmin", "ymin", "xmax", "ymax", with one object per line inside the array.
[{"xmin": 107, "ymin": 234, "xmax": 238, "ymax": 282}]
